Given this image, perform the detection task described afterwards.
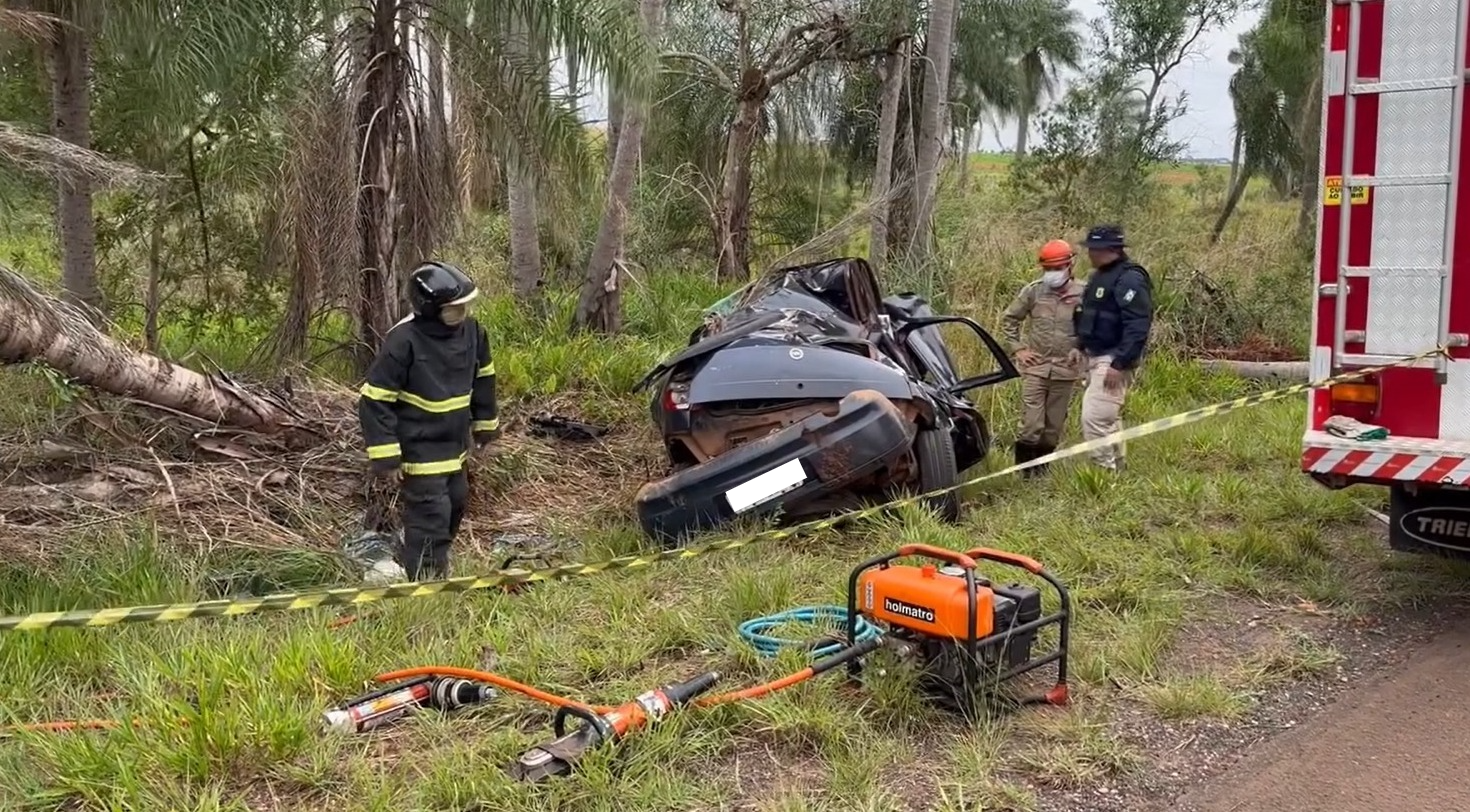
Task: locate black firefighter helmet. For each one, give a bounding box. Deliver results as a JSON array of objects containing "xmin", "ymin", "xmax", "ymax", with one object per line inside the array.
[{"xmin": 408, "ymin": 261, "xmax": 478, "ymax": 318}]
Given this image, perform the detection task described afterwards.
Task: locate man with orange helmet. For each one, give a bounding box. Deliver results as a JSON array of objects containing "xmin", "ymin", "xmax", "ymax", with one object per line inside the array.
[{"xmin": 1000, "ymin": 238, "xmax": 1087, "ymax": 476}]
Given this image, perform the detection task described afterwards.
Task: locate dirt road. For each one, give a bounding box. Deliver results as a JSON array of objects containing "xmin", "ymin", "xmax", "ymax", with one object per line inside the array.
[{"xmin": 1174, "ymin": 622, "xmax": 1470, "ymax": 812}]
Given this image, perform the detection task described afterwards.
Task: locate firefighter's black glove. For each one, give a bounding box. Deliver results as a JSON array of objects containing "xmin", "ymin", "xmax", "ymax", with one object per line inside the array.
[
  {"xmin": 369, "ymin": 459, "xmax": 402, "ymax": 483},
  {"xmin": 473, "ymin": 427, "xmax": 501, "ymax": 450}
]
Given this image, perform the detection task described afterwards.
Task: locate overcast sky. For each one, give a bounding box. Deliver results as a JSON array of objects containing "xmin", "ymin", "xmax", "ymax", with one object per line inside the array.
[{"xmin": 1018, "ymin": 0, "xmax": 1263, "ymax": 160}]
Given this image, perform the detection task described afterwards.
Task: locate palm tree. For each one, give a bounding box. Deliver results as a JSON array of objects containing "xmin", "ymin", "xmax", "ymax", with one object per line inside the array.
[
  {"xmin": 574, "ymin": 0, "xmax": 665, "ymax": 333},
  {"xmin": 1210, "ymin": 30, "xmax": 1296, "ymax": 242},
  {"xmin": 5, "ymin": 1, "xmax": 103, "ymax": 320},
  {"xmin": 261, "ymin": 0, "xmax": 654, "ymax": 369},
  {"xmin": 1009, "ymin": 0, "xmax": 1083, "ymax": 159},
  {"xmin": 1210, "ymin": 1, "xmax": 1321, "ymax": 243},
  {"xmin": 908, "ymin": 0, "xmax": 956, "ymax": 264}
]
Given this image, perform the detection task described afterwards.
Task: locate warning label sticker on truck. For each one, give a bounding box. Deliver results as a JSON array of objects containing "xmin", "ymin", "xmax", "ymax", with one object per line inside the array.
[{"xmin": 1323, "ymin": 175, "xmax": 1370, "ymax": 206}]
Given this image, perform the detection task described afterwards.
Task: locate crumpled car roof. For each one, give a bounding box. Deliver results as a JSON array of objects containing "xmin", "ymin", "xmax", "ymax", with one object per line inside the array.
[
  {"xmin": 701, "ymin": 257, "xmax": 884, "ymax": 342},
  {"xmin": 634, "ymin": 257, "xmax": 892, "ymax": 393}
]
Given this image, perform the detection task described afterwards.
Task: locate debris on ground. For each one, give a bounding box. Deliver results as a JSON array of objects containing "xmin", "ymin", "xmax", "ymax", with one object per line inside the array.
[
  {"xmin": 528, "ymin": 412, "xmax": 609, "ymax": 442},
  {"xmin": 0, "ymin": 388, "xmax": 663, "ymax": 565},
  {"xmin": 342, "ymin": 529, "xmax": 407, "ymax": 586}
]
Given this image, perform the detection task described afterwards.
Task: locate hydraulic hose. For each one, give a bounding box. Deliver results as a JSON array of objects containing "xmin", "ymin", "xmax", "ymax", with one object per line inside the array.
[
  {"xmin": 24, "ymin": 636, "xmax": 883, "ymax": 737},
  {"xmin": 737, "ymin": 605, "xmax": 883, "ymax": 660},
  {"xmin": 372, "ymin": 666, "xmax": 614, "ymax": 714}
]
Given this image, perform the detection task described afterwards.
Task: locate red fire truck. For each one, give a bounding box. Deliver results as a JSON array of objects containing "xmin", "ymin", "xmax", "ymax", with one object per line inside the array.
[{"xmin": 1303, "ymin": 0, "xmax": 1470, "ymax": 556}]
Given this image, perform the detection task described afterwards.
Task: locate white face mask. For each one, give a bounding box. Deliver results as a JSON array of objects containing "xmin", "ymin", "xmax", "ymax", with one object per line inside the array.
[{"xmin": 1042, "ymin": 270, "xmax": 1070, "ymax": 288}]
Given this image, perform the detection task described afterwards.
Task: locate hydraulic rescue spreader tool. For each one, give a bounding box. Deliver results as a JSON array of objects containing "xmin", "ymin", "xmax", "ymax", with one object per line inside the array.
[
  {"xmin": 503, "ymin": 634, "xmax": 883, "ymax": 783},
  {"xmin": 506, "ymin": 671, "xmax": 721, "ymax": 782},
  {"xmin": 846, "ymin": 543, "xmax": 1071, "ymax": 711}
]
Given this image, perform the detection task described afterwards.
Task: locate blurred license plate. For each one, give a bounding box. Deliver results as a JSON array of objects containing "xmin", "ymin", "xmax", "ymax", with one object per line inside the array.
[{"xmin": 724, "ymin": 459, "xmax": 807, "ymax": 513}]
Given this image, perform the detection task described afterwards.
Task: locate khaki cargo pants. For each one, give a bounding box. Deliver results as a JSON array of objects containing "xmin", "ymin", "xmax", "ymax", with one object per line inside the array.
[
  {"xmin": 1081, "ymin": 354, "xmax": 1133, "ymax": 470},
  {"xmin": 1019, "ymin": 374, "xmax": 1076, "ymax": 448}
]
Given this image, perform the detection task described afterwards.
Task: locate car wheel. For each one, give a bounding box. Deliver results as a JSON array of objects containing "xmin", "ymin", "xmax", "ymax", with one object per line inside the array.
[{"xmin": 915, "ymin": 427, "xmax": 962, "ymax": 523}]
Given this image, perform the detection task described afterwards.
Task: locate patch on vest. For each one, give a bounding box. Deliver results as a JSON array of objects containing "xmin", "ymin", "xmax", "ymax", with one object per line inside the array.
[
  {"xmin": 1122, "ymin": 289, "xmax": 1135, "ymax": 303},
  {"xmin": 1094, "ymin": 287, "xmax": 1105, "ymax": 298}
]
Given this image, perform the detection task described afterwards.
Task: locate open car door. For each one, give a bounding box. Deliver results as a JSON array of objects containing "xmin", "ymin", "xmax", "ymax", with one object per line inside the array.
[{"xmin": 880, "ymin": 293, "xmax": 1019, "ymax": 395}]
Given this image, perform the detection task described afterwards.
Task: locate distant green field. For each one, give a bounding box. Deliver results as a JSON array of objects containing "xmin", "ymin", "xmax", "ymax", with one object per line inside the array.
[{"xmin": 965, "ymin": 150, "xmax": 1222, "ymax": 186}]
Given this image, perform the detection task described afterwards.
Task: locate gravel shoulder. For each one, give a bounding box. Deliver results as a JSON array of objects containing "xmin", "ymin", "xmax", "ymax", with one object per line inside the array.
[{"xmin": 1172, "ymin": 617, "xmax": 1470, "ymax": 812}]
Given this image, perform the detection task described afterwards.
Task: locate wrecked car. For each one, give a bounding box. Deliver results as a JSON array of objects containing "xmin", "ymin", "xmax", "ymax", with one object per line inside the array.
[{"xmin": 631, "ymin": 256, "xmax": 1020, "ymax": 544}]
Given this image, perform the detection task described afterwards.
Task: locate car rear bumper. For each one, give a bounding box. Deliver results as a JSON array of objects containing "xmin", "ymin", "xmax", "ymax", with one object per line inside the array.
[{"xmin": 635, "ymin": 389, "xmax": 915, "ymax": 544}]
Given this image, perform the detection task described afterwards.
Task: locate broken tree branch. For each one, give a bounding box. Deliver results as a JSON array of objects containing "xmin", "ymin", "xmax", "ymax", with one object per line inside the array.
[
  {"xmin": 0, "ymin": 262, "xmax": 302, "ymax": 431},
  {"xmin": 1197, "ymin": 359, "xmax": 1309, "ymax": 381}
]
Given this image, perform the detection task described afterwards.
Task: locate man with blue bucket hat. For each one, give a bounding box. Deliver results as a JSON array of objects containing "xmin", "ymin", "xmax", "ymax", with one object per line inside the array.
[{"xmin": 1071, "ymin": 224, "xmax": 1154, "ymax": 471}]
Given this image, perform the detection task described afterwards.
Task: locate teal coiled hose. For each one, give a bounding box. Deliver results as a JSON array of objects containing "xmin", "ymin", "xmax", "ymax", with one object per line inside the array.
[{"xmin": 738, "ymin": 605, "xmax": 883, "ymax": 660}]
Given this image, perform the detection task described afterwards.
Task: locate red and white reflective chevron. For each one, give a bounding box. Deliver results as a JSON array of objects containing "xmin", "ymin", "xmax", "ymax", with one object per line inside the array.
[{"xmin": 1302, "ymin": 442, "xmax": 1470, "ymax": 486}]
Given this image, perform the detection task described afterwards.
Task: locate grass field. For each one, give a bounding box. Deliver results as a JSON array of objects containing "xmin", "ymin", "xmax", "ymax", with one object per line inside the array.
[{"xmin": 0, "ymin": 166, "xmax": 1460, "ymax": 811}]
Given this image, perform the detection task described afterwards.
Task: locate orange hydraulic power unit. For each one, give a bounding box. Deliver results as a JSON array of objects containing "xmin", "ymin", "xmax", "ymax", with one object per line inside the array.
[{"xmin": 846, "ymin": 544, "xmax": 1070, "ymax": 709}]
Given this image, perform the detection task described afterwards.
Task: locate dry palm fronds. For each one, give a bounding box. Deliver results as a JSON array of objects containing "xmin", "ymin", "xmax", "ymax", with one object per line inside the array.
[
  {"xmin": 0, "ymin": 122, "xmax": 167, "ymax": 190},
  {"xmin": 0, "ymin": 384, "xmax": 660, "ymax": 568},
  {"xmin": 0, "ymin": 5, "xmax": 65, "ymax": 44}
]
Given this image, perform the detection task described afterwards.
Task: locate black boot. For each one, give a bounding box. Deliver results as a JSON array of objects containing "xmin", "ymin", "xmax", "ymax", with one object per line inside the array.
[
  {"xmin": 1014, "ymin": 441, "xmax": 1040, "ymax": 478},
  {"xmin": 1032, "ymin": 443, "xmax": 1056, "ymax": 477},
  {"xmin": 425, "ymin": 540, "xmax": 453, "ymax": 580},
  {"xmin": 399, "ymin": 539, "xmax": 428, "ymax": 582}
]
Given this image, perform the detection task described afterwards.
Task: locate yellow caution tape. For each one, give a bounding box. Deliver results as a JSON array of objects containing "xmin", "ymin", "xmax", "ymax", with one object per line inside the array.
[{"xmin": 0, "ymin": 347, "xmax": 1446, "ymax": 632}]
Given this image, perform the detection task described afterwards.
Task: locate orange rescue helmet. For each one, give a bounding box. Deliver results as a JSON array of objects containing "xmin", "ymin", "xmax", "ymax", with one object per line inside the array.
[{"xmin": 1037, "ymin": 239, "xmax": 1075, "ymax": 269}]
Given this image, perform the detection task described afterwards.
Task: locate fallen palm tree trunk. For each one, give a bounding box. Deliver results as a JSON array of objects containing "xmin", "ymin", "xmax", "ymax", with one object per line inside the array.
[
  {"xmin": 0, "ymin": 262, "xmax": 300, "ymax": 431},
  {"xmin": 1197, "ymin": 359, "xmax": 1309, "ymax": 381}
]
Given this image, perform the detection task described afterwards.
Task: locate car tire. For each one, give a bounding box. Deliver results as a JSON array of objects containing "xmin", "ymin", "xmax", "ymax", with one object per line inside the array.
[{"xmin": 915, "ymin": 427, "xmax": 962, "ymax": 523}]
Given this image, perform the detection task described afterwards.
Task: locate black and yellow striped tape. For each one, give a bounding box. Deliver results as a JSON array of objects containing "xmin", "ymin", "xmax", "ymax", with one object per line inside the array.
[{"xmin": 0, "ymin": 347, "xmax": 1445, "ymax": 632}]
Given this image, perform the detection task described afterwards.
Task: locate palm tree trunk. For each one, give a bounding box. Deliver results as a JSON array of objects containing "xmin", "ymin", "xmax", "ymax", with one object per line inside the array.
[
  {"xmin": 1227, "ymin": 127, "xmax": 1243, "ymax": 193},
  {"xmin": 1014, "ymin": 103, "xmax": 1031, "ymax": 160},
  {"xmin": 606, "ymin": 86, "xmax": 623, "ymax": 178},
  {"xmin": 716, "ymin": 91, "xmax": 766, "ymax": 282},
  {"xmin": 870, "ymin": 46, "xmax": 906, "ymax": 273},
  {"xmin": 958, "ymin": 124, "xmax": 973, "ymax": 187},
  {"xmin": 574, "ymin": 0, "xmax": 664, "ymax": 334},
  {"xmin": 47, "ymin": 0, "xmax": 101, "ymax": 323},
  {"xmin": 909, "ymin": 0, "xmax": 956, "ymax": 265},
  {"xmin": 888, "ymin": 97, "xmax": 919, "ymax": 265},
  {"xmin": 1211, "ymin": 164, "xmax": 1252, "ymax": 243},
  {"xmin": 145, "ymin": 199, "xmax": 164, "ymax": 352},
  {"xmin": 0, "ymin": 263, "xmax": 298, "ymax": 431},
  {"xmin": 1296, "ymin": 69, "xmax": 1324, "ymax": 250},
  {"xmin": 505, "ymin": 12, "xmax": 543, "ymax": 301},
  {"xmin": 353, "ymin": 0, "xmax": 402, "ymax": 372}
]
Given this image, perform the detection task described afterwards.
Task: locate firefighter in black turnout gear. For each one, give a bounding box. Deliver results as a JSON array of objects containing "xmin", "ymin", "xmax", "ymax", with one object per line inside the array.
[
  {"xmin": 358, "ymin": 262, "xmax": 500, "ymax": 580},
  {"xmin": 1072, "ymin": 225, "xmax": 1154, "ymax": 471}
]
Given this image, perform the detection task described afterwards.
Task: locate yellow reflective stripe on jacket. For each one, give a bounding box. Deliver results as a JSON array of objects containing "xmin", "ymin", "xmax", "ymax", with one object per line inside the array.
[
  {"xmin": 397, "ymin": 391, "xmax": 471, "ymax": 413},
  {"xmin": 360, "ymin": 383, "xmax": 472, "ymax": 414},
  {"xmin": 402, "ymin": 453, "xmax": 468, "ymax": 476},
  {"xmin": 473, "ymin": 419, "xmax": 499, "ymax": 432},
  {"xmin": 477, "ymin": 361, "xmax": 495, "ymax": 377},
  {"xmin": 360, "ymin": 383, "xmax": 398, "ymax": 402},
  {"xmin": 366, "ymin": 443, "xmax": 401, "ymax": 460}
]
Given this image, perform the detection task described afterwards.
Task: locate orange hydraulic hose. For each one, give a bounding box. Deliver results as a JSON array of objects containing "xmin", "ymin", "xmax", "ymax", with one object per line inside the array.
[
  {"xmin": 2, "ymin": 719, "xmax": 123, "ymax": 734},
  {"xmin": 21, "ymin": 654, "xmax": 841, "ymax": 737},
  {"xmin": 695, "ymin": 667, "xmax": 816, "ymax": 706},
  {"xmin": 372, "ymin": 666, "xmax": 615, "ymax": 714},
  {"xmin": 373, "ymin": 663, "xmax": 823, "ymax": 714}
]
